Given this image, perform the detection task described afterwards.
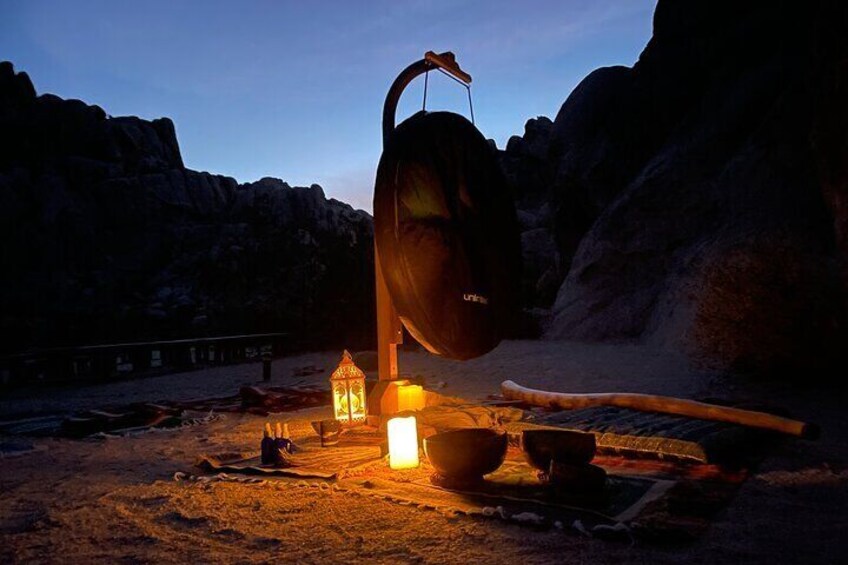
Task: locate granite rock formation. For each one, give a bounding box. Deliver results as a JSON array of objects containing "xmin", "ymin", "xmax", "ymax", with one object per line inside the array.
[
  {"xmin": 499, "ymin": 0, "xmax": 848, "ymax": 376},
  {"xmin": 4, "ymin": 0, "xmax": 847, "ymax": 378},
  {"xmin": 0, "ymin": 61, "xmax": 375, "ymax": 353}
]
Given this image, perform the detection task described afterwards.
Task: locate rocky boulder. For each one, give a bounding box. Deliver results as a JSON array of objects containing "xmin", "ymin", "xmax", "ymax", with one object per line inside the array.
[
  {"xmin": 535, "ymin": 0, "xmax": 848, "ymax": 377},
  {"xmin": 0, "ymin": 61, "xmax": 375, "ymax": 353},
  {"xmin": 498, "ymin": 117, "xmax": 559, "ymax": 315}
]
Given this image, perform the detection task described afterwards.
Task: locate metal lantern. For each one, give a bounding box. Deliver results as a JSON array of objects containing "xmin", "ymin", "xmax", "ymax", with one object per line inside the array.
[{"xmin": 330, "ymin": 350, "xmax": 367, "ymax": 425}]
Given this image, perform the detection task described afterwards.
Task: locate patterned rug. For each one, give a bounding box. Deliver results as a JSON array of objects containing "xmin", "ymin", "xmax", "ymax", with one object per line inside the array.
[{"xmin": 194, "ymin": 419, "xmax": 747, "ymax": 543}]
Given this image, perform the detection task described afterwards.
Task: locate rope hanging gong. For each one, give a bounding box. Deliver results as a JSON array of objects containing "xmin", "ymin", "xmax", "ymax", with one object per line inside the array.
[
  {"xmin": 374, "ymin": 52, "xmax": 521, "ymax": 361},
  {"xmin": 422, "ymin": 67, "xmax": 475, "ymax": 125}
]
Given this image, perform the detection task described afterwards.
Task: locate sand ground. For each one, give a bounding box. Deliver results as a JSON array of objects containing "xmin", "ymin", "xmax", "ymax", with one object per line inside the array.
[{"xmin": 1, "ymin": 340, "xmax": 846, "ymax": 564}]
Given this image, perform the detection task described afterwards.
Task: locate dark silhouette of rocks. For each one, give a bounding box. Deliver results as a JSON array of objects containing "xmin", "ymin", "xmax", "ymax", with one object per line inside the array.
[
  {"xmin": 499, "ymin": 0, "xmax": 848, "ymax": 376},
  {"xmin": 4, "ymin": 0, "xmax": 846, "ymax": 378},
  {"xmin": 0, "ymin": 61, "xmax": 374, "ymax": 353}
]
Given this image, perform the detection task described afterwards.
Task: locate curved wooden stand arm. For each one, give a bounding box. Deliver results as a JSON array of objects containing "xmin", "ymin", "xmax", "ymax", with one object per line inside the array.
[
  {"xmin": 381, "ymin": 51, "xmax": 471, "ymax": 143},
  {"xmin": 501, "ymin": 380, "xmax": 819, "ymax": 439}
]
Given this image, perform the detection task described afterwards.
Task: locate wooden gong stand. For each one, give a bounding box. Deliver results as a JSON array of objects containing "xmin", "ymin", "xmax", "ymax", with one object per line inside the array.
[{"xmin": 367, "ymin": 52, "xmax": 472, "ymax": 421}]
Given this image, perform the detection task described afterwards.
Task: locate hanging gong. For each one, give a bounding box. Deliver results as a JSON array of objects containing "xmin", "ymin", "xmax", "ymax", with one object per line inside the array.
[{"xmin": 374, "ymin": 107, "xmax": 521, "ymax": 361}]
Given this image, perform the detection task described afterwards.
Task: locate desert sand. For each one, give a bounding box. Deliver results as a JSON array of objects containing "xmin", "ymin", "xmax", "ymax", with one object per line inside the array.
[{"xmin": 1, "ymin": 340, "xmax": 846, "ymax": 564}]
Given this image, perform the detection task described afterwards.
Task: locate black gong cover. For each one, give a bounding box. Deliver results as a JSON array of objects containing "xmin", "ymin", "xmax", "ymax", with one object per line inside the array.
[{"xmin": 374, "ymin": 111, "xmax": 521, "ymax": 360}]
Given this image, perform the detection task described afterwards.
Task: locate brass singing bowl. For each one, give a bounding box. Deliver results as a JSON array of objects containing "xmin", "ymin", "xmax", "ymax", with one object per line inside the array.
[
  {"xmin": 424, "ymin": 428, "xmax": 508, "ymax": 479},
  {"xmin": 521, "ymin": 429, "xmax": 596, "ymax": 470}
]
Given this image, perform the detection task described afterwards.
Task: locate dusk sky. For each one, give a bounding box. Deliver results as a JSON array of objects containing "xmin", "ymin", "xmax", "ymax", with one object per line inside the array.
[{"xmin": 1, "ymin": 0, "xmax": 655, "ymax": 212}]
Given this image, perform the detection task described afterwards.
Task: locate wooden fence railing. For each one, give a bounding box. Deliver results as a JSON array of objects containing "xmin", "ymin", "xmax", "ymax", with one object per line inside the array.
[{"xmin": 0, "ymin": 333, "xmax": 288, "ymax": 387}]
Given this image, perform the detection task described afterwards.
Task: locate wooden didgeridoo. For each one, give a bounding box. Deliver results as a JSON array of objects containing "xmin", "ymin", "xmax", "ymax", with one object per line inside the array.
[{"xmin": 501, "ymin": 380, "xmax": 819, "ymax": 439}]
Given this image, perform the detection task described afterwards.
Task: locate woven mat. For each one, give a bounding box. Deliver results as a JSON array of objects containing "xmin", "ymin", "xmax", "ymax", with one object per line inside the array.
[
  {"xmin": 335, "ymin": 449, "xmax": 673, "ymax": 535},
  {"xmin": 516, "ymin": 405, "xmax": 776, "ymax": 465},
  {"xmin": 0, "ymin": 386, "xmax": 330, "ymax": 438},
  {"xmin": 195, "ymin": 425, "xmax": 745, "ymax": 543},
  {"xmin": 196, "ymin": 428, "xmax": 386, "ymax": 480},
  {"xmin": 191, "ymin": 399, "xmax": 756, "ymax": 543}
]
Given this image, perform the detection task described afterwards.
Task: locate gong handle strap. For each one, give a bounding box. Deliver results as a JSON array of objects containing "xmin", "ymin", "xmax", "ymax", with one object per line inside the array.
[{"xmin": 382, "ymin": 51, "xmax": 472, "ymax": 145}]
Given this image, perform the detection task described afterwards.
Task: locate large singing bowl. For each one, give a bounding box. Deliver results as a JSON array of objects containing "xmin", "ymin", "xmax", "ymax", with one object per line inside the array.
[
  {"xmin": 424, "ymin": 428, "xmax": 508, "ymax": 479},
  {"xmin": 521, "ymin": 429, "xmax": 597, "ymax": 470},
  {"xmin": 374, "ymin": 111, "xmax": 521, "ymax": 361}
]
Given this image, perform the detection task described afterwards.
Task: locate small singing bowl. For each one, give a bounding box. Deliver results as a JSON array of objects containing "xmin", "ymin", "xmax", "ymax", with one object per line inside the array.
[
  {"xmin": 521, "ymin": 429, "xmax": 596, "ymax": 471},
  {"xmin": 424, "ymin": 428, "xmax": 508, "ymax": 480}
]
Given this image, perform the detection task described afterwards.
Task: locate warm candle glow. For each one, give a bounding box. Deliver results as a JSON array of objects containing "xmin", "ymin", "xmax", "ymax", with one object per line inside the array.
[
  {"xmin": 387, "ymin": 416, "xmax": 419, "ymax": 469},
  {"xmin": 396, "ymin": 384, "xmax": 424, "ymax": 412}
]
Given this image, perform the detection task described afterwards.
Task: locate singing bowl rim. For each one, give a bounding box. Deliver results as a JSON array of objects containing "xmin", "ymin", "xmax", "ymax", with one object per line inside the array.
[
  {"xmin": 521, "ymin": 429, "xmax": 597, "ymax": 470},
  {"xmin": 424, "ymin": 428, "xmax": 508, "ymax": 479}
]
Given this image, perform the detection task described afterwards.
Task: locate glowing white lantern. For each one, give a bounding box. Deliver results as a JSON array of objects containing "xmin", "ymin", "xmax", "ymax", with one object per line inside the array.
[{"xmin": 387, "ymin": 416, "xmax": 419, "ymax": 470}]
